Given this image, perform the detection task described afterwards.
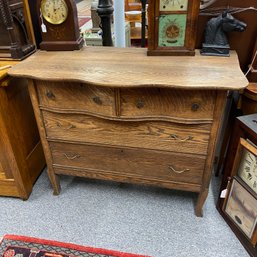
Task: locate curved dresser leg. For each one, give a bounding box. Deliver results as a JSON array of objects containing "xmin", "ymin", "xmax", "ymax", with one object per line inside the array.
[
  {"xmin": 195, "ymin": 188, "xmax": 209, "ymax": 217},
  {"xmin": 47, "ymin": 169, "xmax": 61, "ymax": 195}
]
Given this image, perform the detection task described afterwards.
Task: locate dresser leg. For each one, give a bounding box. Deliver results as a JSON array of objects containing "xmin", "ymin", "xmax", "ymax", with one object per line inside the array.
[
  {"xmin": 47, "ymin": 169, "xmax": 61, "ymax": 195},
  {"xmin": 195, "ymin": 188, "xmax": 209, "ymax": 217}
]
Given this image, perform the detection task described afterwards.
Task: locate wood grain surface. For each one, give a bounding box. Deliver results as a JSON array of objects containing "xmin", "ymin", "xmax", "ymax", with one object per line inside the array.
[
  {"xmin": 50, "ymin": 141, "xmax": 205, "ymax": 185},
  {"xmin": 0, "ymin": 61, "xmax": 17, "ymax": 81},
  {"xmin": 43, "ymin": 111, "xmax": 211, "ymax": 155},
  {"xmin": 37, "ymin": 81, "xmax": 115, "ymax": 117},
  {"xmin": 0, "ymin": 72, "xmax": 45, "ymax": 199},
  {"xmin": 8, "ymin": 47, "xmax": 248, "ymax": 90},
  {"xmin": 120, "ymin": 88, "xmax": 215, "ymax": 120}
]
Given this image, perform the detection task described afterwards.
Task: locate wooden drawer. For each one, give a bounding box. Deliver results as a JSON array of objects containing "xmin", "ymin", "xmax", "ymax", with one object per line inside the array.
[
  {"xmin": 37, "ymin": 81, "xmax": 115, "ymax": 117},
  {"xmin": 43, "ymin": 111, "xmax": 211, "ymax": 155},
  {"xmin": 50, "ymin": 142, "xmax": 205, "ymax": 185},
  {"xmin": 120, "ymin": 88, "xmax": 216, "ymax": 121}
]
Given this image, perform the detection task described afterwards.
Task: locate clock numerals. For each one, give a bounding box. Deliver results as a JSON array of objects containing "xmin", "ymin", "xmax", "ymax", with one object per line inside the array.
[
  {"xmin": 247, "ymin": 173, "xmax": 252, "ymax": 180},
  {"xmin": 244, "ymin": 165, "xmax": 250, "ymax": 172},
  {"xmin": 160, "ymin": 0, "xmax": 188, "ymax": 11},
  {"xmin": 238, "ymin": 147, "xmax": 257, "ymax": 194},
  {"xmin": 41, "ymin": 0, "xmax": 68, "ymax": 25}
]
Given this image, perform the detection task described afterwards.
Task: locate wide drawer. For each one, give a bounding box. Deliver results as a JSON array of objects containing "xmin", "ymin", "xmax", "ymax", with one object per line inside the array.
[
  {"xmin": 37, "ymin": 81, "xmax": 115, "ymax": 117},
  {"xmin": 43, "ymin": 111, "xmax": 211, "ymax": 155},
  {"xmin": 120, "ymin": 88, "xmax": 216, "ymax": 121},
  {"xmin": 50, "ymin": 142, "xmax": 205, "ymax": 185}
]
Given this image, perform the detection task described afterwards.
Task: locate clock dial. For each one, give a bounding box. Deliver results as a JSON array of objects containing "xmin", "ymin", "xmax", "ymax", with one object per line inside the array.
[
  {"xmin": 41, "ymin": 0, "xmax": 68, "ymax": 25},
  {"xmin": 160, "ymin": 0, "xmax": 188, "ymax": 11},
  {"xmin": 158, "ymin": 14, "xmax": 187, "ymax": 47},
  {"xmin": 238, "ymin": 147, "xmax": 257, "ymax": 194}
]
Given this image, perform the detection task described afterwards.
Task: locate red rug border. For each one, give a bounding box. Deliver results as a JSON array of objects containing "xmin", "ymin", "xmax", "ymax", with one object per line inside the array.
[{"xmin": 2, "ymin": 235, "xmax": 150, "ymax": 257}]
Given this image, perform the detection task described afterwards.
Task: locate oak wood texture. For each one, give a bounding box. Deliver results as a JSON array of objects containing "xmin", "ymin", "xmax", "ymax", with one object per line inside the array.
[
  {"xmin": 0, "ymin": 62, "xmax": 45, "ymax": 199},
  {"xmin": 43, "ymin": 111, "xmax": 211, "ymax": 155},
  {"xmin": 51, "ymin": 141, "xmax": 205, "ymax": 186},
  {"xmin": 9, "ymin": 46, "xmax": 247, "ymax": 216},
  {"xmin": 0, "ymin": 61, "xmax": 17, "ymax": 80},
  {"xmin": 8, "ymin": 47, "xmax": 248, "ymax": 90}
]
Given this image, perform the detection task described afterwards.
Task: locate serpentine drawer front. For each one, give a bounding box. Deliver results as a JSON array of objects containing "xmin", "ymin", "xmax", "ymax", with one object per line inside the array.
[
  {"xmin": 8, "ymin": 47, "xmax": 248, "ymax": 216},
  {"xmin": 37, "ymin": 81, "xmax": 116, "ymax": 117},
  {"xmin": 120, "ymin": 88, "xmax": 216, "ymax": 121},
  {"xmin": 43, "ymin": 111, "xmax": 211, "ymax": 155}
]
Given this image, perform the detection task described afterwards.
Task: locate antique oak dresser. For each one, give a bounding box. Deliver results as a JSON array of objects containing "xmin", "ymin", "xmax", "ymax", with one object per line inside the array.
[{"xmin": 8, "ymin": 47, "xmax": 248, "ymax": 216}]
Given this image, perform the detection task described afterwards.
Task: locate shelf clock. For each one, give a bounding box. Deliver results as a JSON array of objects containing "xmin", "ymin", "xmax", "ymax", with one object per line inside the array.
[
  {"xmin": 218, "ymin": 114, "xmax": 257, "ymax": 255},
  {"xmin": 147, "ymin": 0, "xmax": 201, "ymax": 56},
  {"xmin": 36, "ymin": 0, "xmax": 84, "ymax": 51}
]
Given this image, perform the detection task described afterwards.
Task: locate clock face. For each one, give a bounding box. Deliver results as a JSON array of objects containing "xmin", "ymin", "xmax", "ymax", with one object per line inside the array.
[
  {"xmin": 158, "ymin": 14, "xmax": 187, "ymax": 47},
  {"xmin": 159, "ymin": 0, "xmax": 188, "ymax": 11},
  {"xmin": 41, "ymin": 0, "xmax": 68, "ymax": 25},
  {"xmin": 238, "ymin": 146, "xmax": 257, "ymax": 194}
]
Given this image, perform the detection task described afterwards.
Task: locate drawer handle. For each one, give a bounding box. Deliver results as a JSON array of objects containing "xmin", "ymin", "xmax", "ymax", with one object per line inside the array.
[
  {"xmin": 46, "ymin": 90, "xmax": 55, "ymax": 100},
  {"xmin": 136, "ymin": 99, "xmax": 144, "ymax": 109},
  {"xmin": 170, "ymin": 134, "xmax": 193, "ymax": 142},
  {"xmin": 57, "ymin": 122, "xmax": 76, "ymax": 130},
  {"xmin": 169, "ymin": 166, "xmax": 190, "ymax": 174},
  {"xmin": 92, "ymin": 96, "xmax": 102, "ymax": 105},
  {"xmin": 191, "ymin": 103, "xmax": 200, "ymax": 111},
  {"xmin": 63, "ymin": 153, "xmax": 80, "ymax": 160}
]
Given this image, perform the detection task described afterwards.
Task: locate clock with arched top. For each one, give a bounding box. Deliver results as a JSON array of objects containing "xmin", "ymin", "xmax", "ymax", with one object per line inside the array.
[
  {"xmin": 147, "ymin": 0, "xmax": 201, "ymax": 56},
  {"xmin": 36, "ymin": 0, "xmax": 84, "ymax": 51}
]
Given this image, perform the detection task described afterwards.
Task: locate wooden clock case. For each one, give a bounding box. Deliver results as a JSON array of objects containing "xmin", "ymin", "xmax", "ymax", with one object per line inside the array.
[
  {"xmin": 0, "ymin": 0, "xmax": 35, "ymax": 60},
  {"xmin": 36, "ymin": 0, "xmax": 84, "ymax": 51},
  {"xmin": 217, "ymin": 114, "xmax": 257, "ymax": 256},
  {"xmin": 147, "ymin": 0, "xmax": 201, "ymax": 56}
]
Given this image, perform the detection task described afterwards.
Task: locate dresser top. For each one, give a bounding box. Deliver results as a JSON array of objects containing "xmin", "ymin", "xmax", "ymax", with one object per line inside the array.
[{"xmin": 8, "ymin": 47, "xmax": 248, "ymax": 90}]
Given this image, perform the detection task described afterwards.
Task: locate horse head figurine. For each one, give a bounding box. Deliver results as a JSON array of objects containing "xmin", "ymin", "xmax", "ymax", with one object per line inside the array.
[{"xmin": 201, "ymin": 11, "xmax": 247, "ymax": 56}]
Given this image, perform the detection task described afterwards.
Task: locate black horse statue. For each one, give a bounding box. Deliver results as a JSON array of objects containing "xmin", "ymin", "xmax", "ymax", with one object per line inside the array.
[{"xmin": 201, "ymin": 11, "xmax": 246, "ymax": 56}]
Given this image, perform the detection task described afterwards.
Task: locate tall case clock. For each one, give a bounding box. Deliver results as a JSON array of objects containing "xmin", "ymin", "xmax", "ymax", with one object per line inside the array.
[
  {"xmin": 36, "ymin": 0, "xmax": 84, "ymax": 51},
  {"xmin": 147, "ymin": 0, "xmax": 201, "ymax": 56}
]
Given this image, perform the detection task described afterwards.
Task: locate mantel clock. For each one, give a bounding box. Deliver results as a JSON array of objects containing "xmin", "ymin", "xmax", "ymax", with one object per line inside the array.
[
  {"xmin": 36, "ymin": 0, "xmax": 84, "ymax": 51},
  {"xmin": 147, "ymin": 0, "xmax": 201, "ymax": 56}
]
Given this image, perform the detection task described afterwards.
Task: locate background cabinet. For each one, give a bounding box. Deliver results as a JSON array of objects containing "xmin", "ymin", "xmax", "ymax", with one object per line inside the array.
[{"xmin": 0, "ymin": 62, "xmax": 45, "ymax": 199}]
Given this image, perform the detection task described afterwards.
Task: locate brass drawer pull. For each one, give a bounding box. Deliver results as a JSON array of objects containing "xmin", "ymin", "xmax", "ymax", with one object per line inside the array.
[
  {"xmin": 136, "ymin": 99, "xmax": 144, "ymax": 109},
  {"xmin": 57, "ymin": 122, "xmax": 76, "ymax": 130},
  {"xmin": 63, "ymin": 153, "xmax": 80, "ymax": 160},
  {"xmin": 169, "ymin": 166, "xmax": 190, "ymax": 174},
  {"xmin": 92, "ymin": 96, "xmax": 102, "ymax": 105},
  {"xmin": 170, "ymin": 134, "xmax": 193, "ymax": 142},
  {"xmin": 46, "ymin": 90, "xmax": 55, "ymax": 100}
]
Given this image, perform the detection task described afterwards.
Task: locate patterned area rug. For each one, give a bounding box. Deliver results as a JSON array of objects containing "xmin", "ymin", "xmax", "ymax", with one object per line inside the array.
[
  {"xmin": 0, "ymin": 235, "xmax": 150, "ymax": 257},
  {"xmin": 78, "ymin": 17, "xmax": 91, "ymax": 28}
]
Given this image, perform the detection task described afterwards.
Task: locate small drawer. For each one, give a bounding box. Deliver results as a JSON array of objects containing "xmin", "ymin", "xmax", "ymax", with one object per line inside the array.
[
  {"xmin": 43, "ymin": 111, "xmax": 211, "ymax": 155},
  {"xmin": 120, "ymin": 88, "xmax": 216, "ymax": 121},
  {"xmin": 50, "ymin": 142, "xmax": 205, "ymax": 185},
  {"xmin": 37, "ymin": 81, "xmax": 115, "ymax": 117}
]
